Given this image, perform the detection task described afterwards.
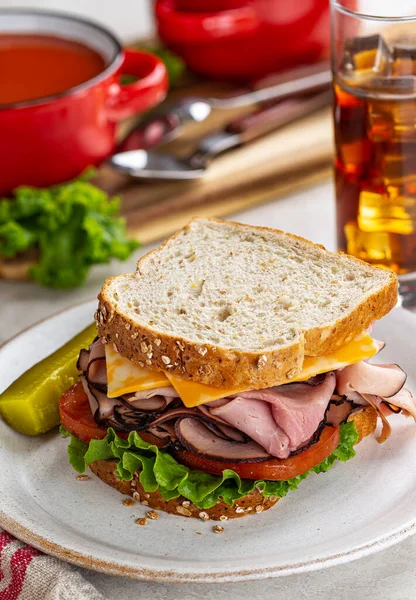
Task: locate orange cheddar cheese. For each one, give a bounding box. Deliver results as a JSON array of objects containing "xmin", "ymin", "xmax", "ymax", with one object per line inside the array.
[{"xmin": 105, "ymin": 333, "xmax": 378, "ymax": 406}]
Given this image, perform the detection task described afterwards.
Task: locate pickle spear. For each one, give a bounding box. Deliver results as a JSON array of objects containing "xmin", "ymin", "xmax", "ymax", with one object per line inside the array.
[{"xmin": 0, "ymin": 323, "xmax": 96, "ymax": 436}]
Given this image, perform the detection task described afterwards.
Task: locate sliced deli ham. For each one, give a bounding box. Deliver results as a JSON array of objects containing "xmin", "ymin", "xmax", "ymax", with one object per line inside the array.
[
  {"xmin": 336, "ymin": 360, "xmax": 416, "ymax": 422},
  {"xmin": 210, "ymin": 373, "xmax": 336, "ymax": 459},
  {"xmin": 77, "ymin": 348, "xmax": 90, "ymax": 373},
  {"xmin": 125, "ymin": 387, "xmax": 179, "ymax": 411},
  {"xmin": 360, "ymin": 393, "xmax": 392, "ymax": 443},
  {"xmin": 87, "ymin": 358, "xmax": 107, "ymax": 390},
  {"xmin": 386, "ymin": 387, "xmax": 416, "ymax": 421},
  {"xmin": 337, "ymin": 362, "xmax": 407, "ymax": 398},
  {"xmin": 88, "ymin": 338, "xmax": 106, "ymax": 362},
  {"xmin": 175, "ymin": 418, "xmax": 270, "ymax": 462},
  {"xmin": 325, "ymin": 398, "xmax": 354, "ymax": 427},
  {"xmin": 211, "ymin": 397, "xmax": 291, "ymax": 458},
  {"xmin": 76, "ymin": 336, "xmax": 415, "ymax": 459},
  {"xmin": 81, "ymin": 375, "xmax": 123, "ymax": 421}
]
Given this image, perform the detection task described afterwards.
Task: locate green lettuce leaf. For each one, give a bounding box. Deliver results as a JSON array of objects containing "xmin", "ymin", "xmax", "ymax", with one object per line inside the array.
[
  {"xmin": 61, "ymin": 422, "xmax": 358, "ymax": 509},
  {"xmin": 0, "ymin": 171, "xmax": 139, "ymax": 288}
]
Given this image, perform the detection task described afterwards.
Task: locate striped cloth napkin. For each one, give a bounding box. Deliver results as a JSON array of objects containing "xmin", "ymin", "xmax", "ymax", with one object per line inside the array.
[{"xmin": 0, "ymin": 530, "xmax": 104, "ymax": 600}]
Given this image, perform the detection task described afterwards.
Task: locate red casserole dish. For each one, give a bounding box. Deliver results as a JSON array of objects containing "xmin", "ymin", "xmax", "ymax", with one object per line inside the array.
[
  {"xmin": 156, "ymin": 0, "xmax": 331, "ymax": 81},
  {"xmin": 0, "ymin": 11, "xmax": 168, "ymax": 195},
  {"xmin": 175, "ymin": 0, "xmax": 248, "ymax": 11}
]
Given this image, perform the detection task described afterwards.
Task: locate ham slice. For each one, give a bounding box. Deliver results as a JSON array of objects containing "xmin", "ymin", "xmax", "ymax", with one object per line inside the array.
[
  {"xmin": 81, "ymin": 375, "xmax": 122, "ymax": 420},
  {"xmin": 210, "ymin": 373, "xmax": 336, "ymax": 459},
  {"xmin": 126, "ymin": 387, "xmax": 179, "ymax": 411},
  {"xmin": 212, "ymin": 397, "xmax": 290, "ymax": 458},
  {"xmin": 87, "ymin": 358, "xmax": 107, "ymax": 389},
  {"xmin": 130, "ymin": 387, "xmax": 179, "ymax": 401},
  {"xmin": 76, "ymin": 337, "xmax": 414, "ymax": 457},
  {"xmin": 325, "ymin": 398, "xmax": 354, "ymax": 426},
  {"xmin": 337, "ymin": 362, "xmax": 407, "ymax": 398},
  {"xmin": 360, "ymin": 393, "xmax": 392, "ymax": 443},
  {"xmin": 88, "ymin": 338, "xmax": 105, "ymax": 361},
  {"xmin": 175, "ymin": 418, "xmax": 270, "ymax": 461},
  {"xmin": 336, "ymin": 360, "xmax": 416, "ymax": 423},
  {"xmin": 386, "ymin": 387, "xmax": 416, "ymax": 421},
  {"xmin": 374, "ymin": 340, "xmax": 386, "ymax": 353},
  {"xmin": 77, "ymin": 349, "xmax": 90, "ymax": 373}
]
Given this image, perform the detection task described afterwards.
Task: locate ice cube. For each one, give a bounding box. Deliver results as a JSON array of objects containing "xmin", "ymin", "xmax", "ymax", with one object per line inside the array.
[
  {"xmin": 382, "ymin": 145, "xmax": 416, "ymax": 187},
  {"xmin": 345, "ymin": 221, "xmax": 415, "ymax": 272},
  {"xmin": 338, "ymin": 140, "xmax": 371, "ymax": 175},
  {"xmin": 368, "ymin": 96, "xmax": 416, "ymax": 143},
  {"xmin": 393, "ymin": 41, "xmax": 416, "ymax": 75},
  {"xmin": 343, "ymin": 34, "xmax": 392, "ymax": 75},
  {"xmin": 367, "ymin": 102, "xmax": 395, "ymax": 142},
  {"xmin": 393, "ymin": 59, "xmax": 415, "ymax": 76},
  {"xmin": 344, "ymin": 221, "xmax": 396, "ymax": 264},
  {"xmin": 370, "ymin": 76, "xmax": 416, "ymax": 94},
  {"xmin": 393, "ymin": 41, "xmax": 416, "ymax": 60},
  {"xmin": 358, "ymin": 189, "xmax": 416, "ymax": 234}
]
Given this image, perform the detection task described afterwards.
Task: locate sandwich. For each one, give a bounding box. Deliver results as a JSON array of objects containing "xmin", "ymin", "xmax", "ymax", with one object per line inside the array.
[{"xmin": 60, "ymin": 218, "xmax": 416, "ymax": 521}]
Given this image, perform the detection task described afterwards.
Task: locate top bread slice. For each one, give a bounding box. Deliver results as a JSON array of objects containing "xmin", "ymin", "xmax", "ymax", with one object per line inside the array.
[{"xmin": 96, "ymin": 218, "xmax": 397, "ymax": 389}]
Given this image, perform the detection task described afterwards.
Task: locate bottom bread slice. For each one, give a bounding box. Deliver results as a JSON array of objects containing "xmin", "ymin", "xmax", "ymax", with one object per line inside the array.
[{"xmin": 89, "ymin": 406, "xmax": 377, "ymax": 521}]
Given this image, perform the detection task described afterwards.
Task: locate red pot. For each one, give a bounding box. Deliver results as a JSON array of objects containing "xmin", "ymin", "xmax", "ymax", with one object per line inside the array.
[
  {"xmin": 175, "ymin": 0, "xmax": 248, "ymax": 11},
  {"xmin": 0, "ymin": 11, "xmax": 168, "ymax": 196},
  {"xmin": 156, "ymin": 0, "xmax": 331, "ymax": 81}
]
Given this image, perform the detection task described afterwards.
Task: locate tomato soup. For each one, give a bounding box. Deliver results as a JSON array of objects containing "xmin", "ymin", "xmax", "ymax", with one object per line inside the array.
[{"xmin": 0, "ymin": 34, "xmax": 106, "ymax": 105}]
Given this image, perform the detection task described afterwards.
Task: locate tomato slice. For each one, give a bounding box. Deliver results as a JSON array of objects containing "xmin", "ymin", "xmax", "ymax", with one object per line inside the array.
[
  {"xmin": 60, "ymin": 384, "xmax": 340, "ymax": 480},
  {"xmin": 172, "ymin": 426, "xmax": 340, "ymax": 481},
  {"xmin": 59, "ymin": 383, "xmax": 165, "ymax": 447}
]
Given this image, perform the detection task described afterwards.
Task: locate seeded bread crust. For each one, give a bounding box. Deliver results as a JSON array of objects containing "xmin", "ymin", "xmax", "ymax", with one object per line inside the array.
[
  {"xmin": 89, "ymin": 460, "xmax": 279, "ymax": 520},
  {"xmin": 96, "ymin": 294, "xmax": 304, "ymax": 388},
  {"xmin": 96, "ymin": 218, "xmax": 397, "ymax": 389},
  {"xmin": 88, "ymin": 406, "xmax": 377, "ymax": 520}
]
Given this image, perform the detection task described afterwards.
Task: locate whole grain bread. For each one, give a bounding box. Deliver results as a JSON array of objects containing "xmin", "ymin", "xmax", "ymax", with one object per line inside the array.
[
  {"xmin": 89, "ymin": 406, "xmax": 377, "ymax": 520},
  {"xmin": 96, "ymin": 218, "xmax": 397, "ymax": 389}
]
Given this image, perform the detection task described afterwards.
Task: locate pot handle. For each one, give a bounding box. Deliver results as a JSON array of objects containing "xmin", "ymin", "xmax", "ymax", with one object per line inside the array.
[
  {"xmin": 107, "ymin": 49, "xmax": 168, "ymax": 122},
  {"xmin": 155, "ymin": 0, "xmax": 260, "ymax": 44}
]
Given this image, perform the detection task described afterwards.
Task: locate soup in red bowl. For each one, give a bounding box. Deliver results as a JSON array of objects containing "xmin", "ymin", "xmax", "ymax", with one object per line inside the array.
[
  {"xmin": 0, "ymin": 11, "xmax": 168, "ymax": 196},
  {"xmin": 0, "ymin": 33, "xmax": 107, "ymax": 105}
]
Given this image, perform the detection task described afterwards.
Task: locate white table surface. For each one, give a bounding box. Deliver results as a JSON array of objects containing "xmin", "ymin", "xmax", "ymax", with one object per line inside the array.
[{"xmin": 1, "ymin": 181, "xmax": 416, "ymax": 599}]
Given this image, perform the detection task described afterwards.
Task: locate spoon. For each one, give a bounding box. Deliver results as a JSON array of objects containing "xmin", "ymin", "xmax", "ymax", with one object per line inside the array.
[
  {"xmin": 110, "ymin": 91, "xmax": 331, "ymax": 180},
  {"xmin": 117, "ymin": 62, "xmax": 331, "ymax": 152}
]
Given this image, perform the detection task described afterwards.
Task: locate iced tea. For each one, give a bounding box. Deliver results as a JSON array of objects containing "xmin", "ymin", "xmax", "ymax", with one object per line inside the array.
[{"xmin": 334, "ymin": 33, "xmax": 416, "ymax": 274}]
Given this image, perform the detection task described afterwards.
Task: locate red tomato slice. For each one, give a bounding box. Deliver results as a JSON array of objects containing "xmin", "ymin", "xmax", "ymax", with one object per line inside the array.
[
  {"xmin": 60, "ymin": 384, "xmax": 340, "ymax": 480},
  {"xmin": 172, "ymin": 426, "xmax": 340, "ymax": 481}
]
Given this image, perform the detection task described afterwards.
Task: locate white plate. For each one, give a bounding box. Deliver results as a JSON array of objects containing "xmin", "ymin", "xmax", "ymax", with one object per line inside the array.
[{"xmin": 0, "ymin": 301, "xmax": 415, "ymax": 583}]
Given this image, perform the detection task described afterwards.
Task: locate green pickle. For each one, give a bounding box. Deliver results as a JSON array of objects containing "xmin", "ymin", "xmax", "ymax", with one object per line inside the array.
[{"xmin": 0, "ymin": 323, "xmax": 96, "ymax": 436}]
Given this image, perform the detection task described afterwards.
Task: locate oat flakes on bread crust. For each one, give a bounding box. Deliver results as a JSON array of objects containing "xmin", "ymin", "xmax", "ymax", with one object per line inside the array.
[
  {"xmin": 96, "ymin": 218, "xmax": 397, "ymax": 390},
  {"xmin": 89, "ymin": 406, "xmax": 377, "ymax": 520},
  {"xmin": 89, "ymin": 460, "xmax": 279, "ymax": 521}
]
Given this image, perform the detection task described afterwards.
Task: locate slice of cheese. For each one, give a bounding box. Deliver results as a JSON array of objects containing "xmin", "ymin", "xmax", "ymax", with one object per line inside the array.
[
  {"xmin": 165, "ymin": 374, "xmax": 245, "ymax": 408},
  {"xmin": 166, "ymin": 332, "xmax": 378, "ymax": 407},
  {"xmin": 105, "ymin": 333, "xmax": 379, "ymax": 406},
  {"xmin": 105, "ymin": 345, "xmax": 169, "ymax": 398},
  {"xmin": 292, "ymin": 332, "xmax": 379, "ymax": 382}
]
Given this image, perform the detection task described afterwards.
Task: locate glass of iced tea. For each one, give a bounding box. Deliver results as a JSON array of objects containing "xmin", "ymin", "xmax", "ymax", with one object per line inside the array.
[{"xmin": 331, "ymin": 0, "xmax": 416, "ymax": 304}]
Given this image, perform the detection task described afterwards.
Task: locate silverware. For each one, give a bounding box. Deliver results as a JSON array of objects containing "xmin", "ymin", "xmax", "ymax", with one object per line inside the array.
[
  {"xmin": 110, "ymin": 91, "xmax": 331, "ymax": 180},
  {"xmin": 117, "ymin": 62, "xmax": 331, "ymax": 151}
]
